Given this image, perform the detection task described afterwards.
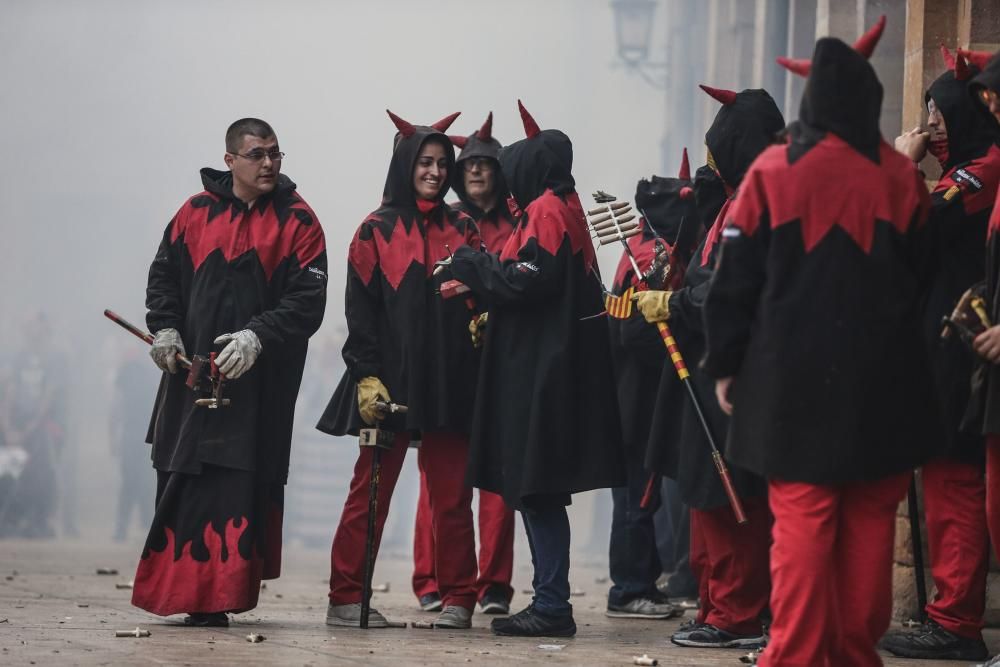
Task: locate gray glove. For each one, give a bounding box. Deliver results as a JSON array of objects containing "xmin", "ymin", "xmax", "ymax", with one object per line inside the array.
[
  {"xmin": 213, "ymin": 330, "xmax": 262, "ymax": 379},
  {"xmin": 150, "ymin": 328, "xmax": 185, "ymax": 374}
]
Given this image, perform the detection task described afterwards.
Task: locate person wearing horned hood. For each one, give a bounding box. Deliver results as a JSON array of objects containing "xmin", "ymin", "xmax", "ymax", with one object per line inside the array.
[
  {"xmin": 638, "ymin": 83, "xmax": 785, "ymax": 650},
  {"xmin": 703, "ymin": 18, "xmax": 940, "ymax": 666},
  {"xmin": 881, "ymin": 45, "xmax": 1000, "ymax": 663},
  {"xmin": 410, "ymin": 112, "xmax": 518, "ymax": 616},
  {"xmin": 446, "ymin": 101, "xmax": 626, "ymax": 637},
  {"xmin": 316, "ymin": 111, "xmax": 481, "ymax": 630}
]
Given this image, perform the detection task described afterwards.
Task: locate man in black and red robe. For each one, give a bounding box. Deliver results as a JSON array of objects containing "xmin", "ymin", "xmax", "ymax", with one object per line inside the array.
[
  {"xmin": 604, "ymin": 151, "xmax": 699, "ymax": 621},
  {"xmin": 410, "ymin": 112, "xmax": 517, "ymax": 616},
  {"xmin": 316, "ymin": 111, "xmax": 480, "ymax": 629},
  {"xmin": 880, "ymin": 47, "xmax": 1000, "ymax": 663},
  {"xmin": 136, "ymin": 118, "xmax": 327, "ymax": 626},
  {"xmin": 448, "ymin": 101, "xmax": 626, "ymax": 637},
  {"xmin": 636, "ymin": 84, "xmax": 784, "ymax": 649},
  {"xmin": 702, "ymin": 25, "xmax": 940, "ymax": 666}
]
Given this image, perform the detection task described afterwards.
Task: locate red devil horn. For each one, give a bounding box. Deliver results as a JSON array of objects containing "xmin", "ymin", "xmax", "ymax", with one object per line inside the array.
[
  {"xmin": 699, "ymin": 84, "xmax": 738, "ymax": 105},
  {"xmin": 431, "ymin": 112, "xmax": 461, "ymax": 132},
  {"xmin": 958, "ymin": 48, "xmax": 994, "ymax": 70},
  {"xmin": 852, "ymin": 14, "xmax": 885, "ymax": 58},
  {"xmin": 477, "ymin": 112, "xmax": 493, "ymax": 142},
  {"xmin": 776, "ymin": 56, "xmax": 812, "ymax": 77},
  {"xmin": 517, "ymin": 99, "xmax": 541, "ymax": 138},
  {"xmin": 386, "ymin": 109, "xmax": 416, "ymax": 138},
  {"xmin": 940, "ymin": 43, "xmax": 956, "ymax": 69},
  {"xmin": 449, "ymin": 135, "xmax": 468, "ymax": 149},
  {"xmin": 955, "ymin": 53, "xmax": 973, "ymax": 81},
  {"xmin": 678, "ymin": 148, "xmax": 691, "ymax": 181}
]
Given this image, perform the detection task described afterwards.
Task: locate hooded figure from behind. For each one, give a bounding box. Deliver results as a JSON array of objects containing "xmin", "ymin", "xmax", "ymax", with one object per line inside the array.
[
  {"xmin": 702, "ymin": 22, "xmax": 939, "ymax": 667},
  {"xmin": 448, "ymin": 100, "xmax": 625, "ymax": 637}
]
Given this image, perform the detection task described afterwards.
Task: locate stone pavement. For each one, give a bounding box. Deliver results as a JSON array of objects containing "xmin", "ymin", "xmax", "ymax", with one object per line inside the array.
[{"xmin": 0, "ymin": 539, "xmax": 991, "ymax": 666}]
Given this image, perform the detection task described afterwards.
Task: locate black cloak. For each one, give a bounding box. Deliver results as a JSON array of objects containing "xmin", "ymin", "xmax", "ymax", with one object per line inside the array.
[
  {"xmin": 146, "ymin": 168, "xmax": 327, "ymax": 483},
  {"xmin": 702, "ymin": 37, "xmax": 940, "ymax": 484},
  {"xmin": 449, "ymin": 111, "xmax": 626, "ymax": 510},
  {"xmin": 316, "ymin": 114, "xmax": 481, "ymax": 437}
]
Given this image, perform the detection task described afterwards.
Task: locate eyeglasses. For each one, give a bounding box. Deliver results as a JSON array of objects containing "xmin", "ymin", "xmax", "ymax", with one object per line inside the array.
[
  {"xmin": 979, "ymin": 88, "xmax": 999, "ymax": 106},
  {"xmin": 462, "ymin": 157, "xmax": 494, "ymax": 172},
  {"xmin": 231, "ymin": 149, "xmax": 285, "ymax": 163}
]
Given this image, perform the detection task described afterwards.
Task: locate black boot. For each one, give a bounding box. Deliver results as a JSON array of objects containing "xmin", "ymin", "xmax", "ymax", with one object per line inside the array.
[
  {"xmin": 879, "ymin": 619, "xmax": 987, "ymax": 660},
  {"xmin": 183, "ymin": 612, "xmax": 229, "ymax": 627},
  {"xmin": 491, "ymin": 605, "xmax": 575, "ymax": 637}
]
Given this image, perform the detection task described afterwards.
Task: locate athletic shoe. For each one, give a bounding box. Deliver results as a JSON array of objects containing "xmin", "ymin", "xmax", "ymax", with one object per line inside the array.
[
  {"xmin": 479, "ymin": 586, "xmax": 510, "ymax": 615},
  {"xmin": 671, "ymin": 622, "xmax": 766, "ymax": 648},
  {"xmin": 419, "ymin": 592, "xmax": 443, "ymax": 612},
  {"xmin": 325, "ymin": 602, "xmax": 389, "ymax": 628},
  {"xmin": 606, "ymin": 596, "xmax": 682, "ymax": 619},
  {"xmin": 879, "ymin": 619, "xmax": 988, "ymax": 661},
  {"xmin": 491, "ymin": 605, "xmax": 576, "ymax": 637},
  {"xmin": 434, "ymin": 605, "xmax": 473, "ymax": 629}
]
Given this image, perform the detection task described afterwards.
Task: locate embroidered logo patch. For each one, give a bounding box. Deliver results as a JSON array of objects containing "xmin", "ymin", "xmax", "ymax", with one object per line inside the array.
[{"xmin": 953, "ymin": 169, "xmax": 984, "ymax": 191}]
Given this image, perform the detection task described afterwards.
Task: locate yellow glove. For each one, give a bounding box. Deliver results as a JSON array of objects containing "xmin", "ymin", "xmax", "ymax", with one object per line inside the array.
[
  {"xmin": 633, "ymin": 290, "xmax": 672, "ymax": 324},
  {"xmin": 357, "ymin": 376, "xmax": 391, "ymax": 426},
  {"xmin": 469, "ymin": 312, "xmax": 489, "ymax": 348}
]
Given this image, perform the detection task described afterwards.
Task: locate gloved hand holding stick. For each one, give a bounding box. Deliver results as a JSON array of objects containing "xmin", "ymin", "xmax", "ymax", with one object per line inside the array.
[{"xmin": 587, "ymin": 192, "xmax": 748, "ymax": 524}]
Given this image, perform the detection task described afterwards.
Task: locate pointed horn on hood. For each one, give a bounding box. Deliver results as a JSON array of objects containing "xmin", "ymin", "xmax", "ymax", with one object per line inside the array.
[
  {"xmin": 678, "ymin": 147, "xmax": 691, "ymax": 180},
  {"xmin": 778, "ymin": 15, "xmax": 886, "ymax": 78},
  {"xmin": 955, "ymin": 53, "xmax": 973, "ymax": 81},
  {"xmin": 449, "ymin": 135, "xmax": 468, "ymax": 149},
  {"xmin": 517, "ymin": 99, "xmax": 541, "ymax": 138},
  {"xmin": 940, "ymin": 43, "xmax": 956, "ymax": 69},
  {"xmin": 699, "ymin": 84, "xmax": 738, "ymax": 105},
  {"xmin": 386, "ymin": 109, "xmax": 416, "ymax": 138},
  {"xmin": 958, "ymin": 48, "xmax": 994, "ymax": 70},
  {"xmin": 776, "ymin": 56, "xmax": 813, "ymax": 76},
  {"xmin": 477, "ymin": 112, "xmax": 494, "ymax": 141},
  {"xmin": 852, "ymin": 14, "xmax": 885, "ymax": 58},
  {"xmin": 431, "ymin": 112, "xmax": 461, "ymax": 132}
]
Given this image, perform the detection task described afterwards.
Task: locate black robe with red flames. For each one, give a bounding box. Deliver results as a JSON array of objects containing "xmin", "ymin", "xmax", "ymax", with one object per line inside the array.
[
  {"xmin": 137, "ymin": 168, "xmax": 327, "ymax": 615},
  {"xmin": 316, "ymin": 124, "xmax": 481, "ymax": 437},
  {"xmin": 644, "ymin": 91, "xmax": 783, "ymax": 509},
  {"xmin": 450, "ymin": 128, "xmax": 625, "ymax": 510},
  {"xmin": 702, "ymin": 38, "xmax": 940, "ymax": 484}
]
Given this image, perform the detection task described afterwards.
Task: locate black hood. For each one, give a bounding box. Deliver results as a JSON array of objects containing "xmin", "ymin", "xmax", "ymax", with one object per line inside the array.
[
  {"xmin": 499, "ymin": 128, "xmax": 575, "ymax": 210},
  {"xmin": 705, "ymin": 89, "xmax": 784, "ymax": 188},
  {"xmin": 692, "ymin": 164, "xmax": 727, "ymax": 231},
  {"xmin": 634, "ymin": 174, "xmax": 697, "ymax": 253},
  {"xmin": 199, "ymin": 167, "xmax": 296, "ymax": 203},
  {"xmin": 969, "ymin": 51, "xmax": 1000, "ymax": 121},
  {"xmin": 799, "ymin": 37, "xmax": 883, "ymax": 160},
  {"xmin": 927, "ymin": 63, "xmax": 999, "ymax": 168},
  {"xmin": 382, "ymin": 126, "xmax": 455, "ymax": 208},
  {"xmin": 452, "ymin": 132, "xmax": 506, "ymax": 206}
]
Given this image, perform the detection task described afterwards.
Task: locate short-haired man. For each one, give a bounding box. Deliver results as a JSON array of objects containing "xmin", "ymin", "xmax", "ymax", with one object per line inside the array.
[{"xmin": 132, "ymin": 118, "xmax": 327, "ymax": 627}]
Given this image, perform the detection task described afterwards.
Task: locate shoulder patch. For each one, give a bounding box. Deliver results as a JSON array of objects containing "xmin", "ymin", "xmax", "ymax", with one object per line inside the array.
[{"xmin": 953, "ymin": 168, "xmax": 984, "ymax": 192}]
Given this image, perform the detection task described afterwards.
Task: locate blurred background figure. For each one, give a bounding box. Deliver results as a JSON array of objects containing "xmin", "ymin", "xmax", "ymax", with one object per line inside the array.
[
  {"xmin": 0, "ymin": 312, "xmax": 68, "ymax": 538},
  {"xmin": 109, "ymin": 347, "xmax": 157, "ymax": 542}
]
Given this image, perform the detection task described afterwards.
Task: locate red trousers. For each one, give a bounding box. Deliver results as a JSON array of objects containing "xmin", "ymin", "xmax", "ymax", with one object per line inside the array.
[
  {"xmin": 761, "ymin": 473, "xmax": 910, "ymax": 667},
  {"xmin": 921, "ymin": 458, "xmax": 988, "ymax": 639},
  {"xmin": 412, "ymin": 470, "xmax": 515, "ymax": 601},
  {"xmin": 689, "ymin": 497, "xmax": 770, "ymax": 635},
  {"xmin": 328, "ymin": 431, "xmax": 477, "ymax": 609}
]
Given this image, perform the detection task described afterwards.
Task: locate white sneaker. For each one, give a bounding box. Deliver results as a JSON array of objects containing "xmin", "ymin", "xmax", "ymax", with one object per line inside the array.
[
  {"xmin": 325, "ymin": 602, "xmax": 389, "ymax": 628},
  {"xmin": 434, "ymin": 605, "xmax": 472, "ymax": 629}
]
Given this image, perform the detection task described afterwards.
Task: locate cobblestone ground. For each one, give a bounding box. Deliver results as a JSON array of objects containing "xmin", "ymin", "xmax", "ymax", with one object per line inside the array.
[{"xmin": 0, "ymin": 539, "xmax": 990, "ymax": 666}]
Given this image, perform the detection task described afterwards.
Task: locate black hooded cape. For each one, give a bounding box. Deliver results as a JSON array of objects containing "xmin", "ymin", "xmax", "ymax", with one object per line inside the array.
[
  {"xmin": 146, "ymin": 168, "xmax": 327, "ymax": 484},
  {"xmin": 316, "ymin": 124, "xmax": 481, "ymax": 437},
  {"xmin": 643, "ymin": 91, "xmax": 783, "ymax": 509},
  {"xmin": 449, "ymin": 128, "xmax": 625, "ymax": 510},
  {"xmin": 922, "ymin": 62, "xmax": 1000, "ymax": 463},
  {"xmin": 702, "ymin": 38, "xmax": 940, "ymax": 484}
]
